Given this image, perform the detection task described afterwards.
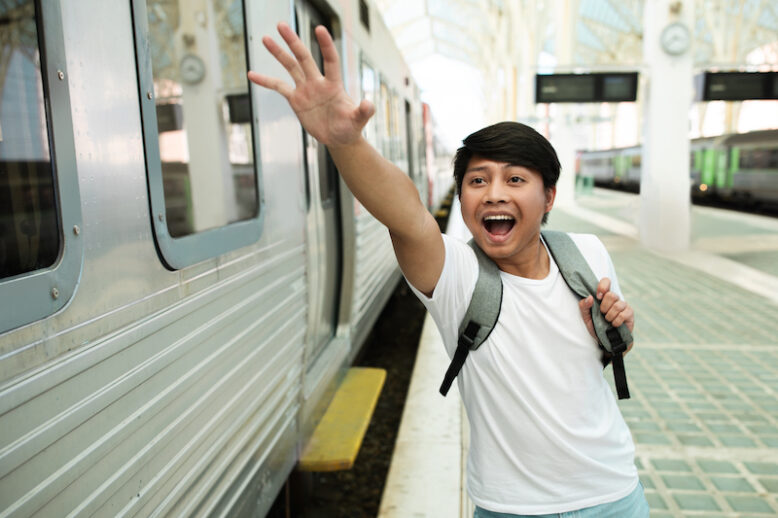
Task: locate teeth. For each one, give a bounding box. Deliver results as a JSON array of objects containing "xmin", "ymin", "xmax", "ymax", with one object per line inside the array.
[{"xmin": 483, "ymin": 215, "xmax": 514, "ymax": 221}]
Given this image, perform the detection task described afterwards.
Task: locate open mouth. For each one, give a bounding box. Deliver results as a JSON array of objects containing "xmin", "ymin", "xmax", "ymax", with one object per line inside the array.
[{"xmin": 482, "ymin": 214, "xmax": 515, "ymax": 237}]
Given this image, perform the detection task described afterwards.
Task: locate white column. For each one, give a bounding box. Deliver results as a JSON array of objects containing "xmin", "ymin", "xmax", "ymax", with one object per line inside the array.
[
  {"xmin": 551, "ymin": 0, "xmax": 577, "ymax": 207},
  {"xmin": 639, "ymin": 0, "xmax": 693, "ymax": 250},
  {"xmin": 178, "ymin": 0, "xmax": 237, "ymax": 232},
  {"xmin": 552, "ymin": 113, "xmax": 580, "ymax": 207}
]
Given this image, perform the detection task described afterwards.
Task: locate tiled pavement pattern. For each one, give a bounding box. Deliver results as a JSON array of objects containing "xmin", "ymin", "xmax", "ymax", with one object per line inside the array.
[
  {"xmin": 547, "ymin": 196, "xmax": 778, "ymax": 517},
  {"xmin": 573, "ymin": 189, "xmax": 778, "ymax": 278},
  {"xmin": 722, "ymin": 250, "xmax": 778, "ymax": 278}
]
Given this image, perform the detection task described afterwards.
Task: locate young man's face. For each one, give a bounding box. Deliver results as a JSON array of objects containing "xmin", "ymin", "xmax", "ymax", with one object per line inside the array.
[{"xmin": 460, "ymin": 156, "xmax": 555, "ymax": 267}]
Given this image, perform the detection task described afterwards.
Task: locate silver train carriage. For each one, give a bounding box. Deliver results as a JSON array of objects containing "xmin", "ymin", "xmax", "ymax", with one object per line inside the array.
[
  {"xmin": 0, "ymin": 0, "xmax": 440, "ymax": 516},
  {"xmin": 578, "ymin": 129, "xmax": 778, "ymax": 205}
]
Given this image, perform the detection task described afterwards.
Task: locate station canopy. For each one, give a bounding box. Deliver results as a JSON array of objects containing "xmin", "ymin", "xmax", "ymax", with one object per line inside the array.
[
  {"xmin": 374, "ymin": 0, "xmax": 778, "ymax": 146},
  {"xmin": 375, "ymin": 0, "xmax": 778, "ymax": 71}
]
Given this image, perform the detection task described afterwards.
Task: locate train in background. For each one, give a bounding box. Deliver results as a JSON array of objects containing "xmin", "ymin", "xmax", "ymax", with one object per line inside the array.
[
  {"xmin": 578, "ymin": 129, "xmax": 778, "ymax": 208},
  {"xmin": 0, "ymin": 0, "xmax": 451, "ymax": 516}
]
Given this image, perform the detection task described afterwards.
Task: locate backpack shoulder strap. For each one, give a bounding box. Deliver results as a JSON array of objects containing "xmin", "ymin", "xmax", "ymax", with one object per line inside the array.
[
  {"xmin": 541, "ymin": 230, "xmax": 632, "ymax": 399},
  {"xmin": 439, "ymin": 240, "xmax": 503, "ymax": 396}
]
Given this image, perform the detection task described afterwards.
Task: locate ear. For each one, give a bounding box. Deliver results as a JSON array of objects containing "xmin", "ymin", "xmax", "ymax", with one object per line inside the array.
[{"xmin": 544, "ymin": 186, "xmax": 556, "ymax": 213}]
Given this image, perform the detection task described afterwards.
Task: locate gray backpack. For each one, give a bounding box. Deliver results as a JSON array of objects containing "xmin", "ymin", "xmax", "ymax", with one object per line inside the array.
[{"xmin": 439, "ymin": 230, "xmax": 632, "ymax": 399}]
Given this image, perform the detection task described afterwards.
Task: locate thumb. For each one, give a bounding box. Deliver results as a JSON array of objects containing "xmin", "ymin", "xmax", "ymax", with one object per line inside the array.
[
  {"xmin": 354, "ymin": 99, "xmax": 375, "ymax": 126},
  {"xmin": 579, "ymin": 295, "xmax": 596, "ymax": 339}
]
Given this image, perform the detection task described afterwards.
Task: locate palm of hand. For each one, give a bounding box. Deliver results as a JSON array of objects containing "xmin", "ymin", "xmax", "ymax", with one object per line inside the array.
[
  {"xmin": 248, "ymin": 22, "xmax": 373, "ymax": 149},
  {"xmin": 289, "ymin": 82, "xmax": 361, "ymax": 147}
]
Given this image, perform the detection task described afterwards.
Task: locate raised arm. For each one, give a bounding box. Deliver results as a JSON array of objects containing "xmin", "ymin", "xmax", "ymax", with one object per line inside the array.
[{"xmin": 249, "ymin": 23, "xmax": 443, "ymax": 295}]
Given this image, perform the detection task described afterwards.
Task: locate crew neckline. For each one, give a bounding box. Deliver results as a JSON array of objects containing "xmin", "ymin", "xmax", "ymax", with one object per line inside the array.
[{"xmin": 498, "ymin": 236, "xmax": 558, "ymax": 286}]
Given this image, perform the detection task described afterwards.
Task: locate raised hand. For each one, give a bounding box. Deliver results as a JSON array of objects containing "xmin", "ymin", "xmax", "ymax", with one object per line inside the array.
[
  {"xmin": 578, "ymin": 277, "xmax": 635, "ymax": 354},
  {"xmin": 248, "ymin": 22, "xmax": 374, "ymax": 149}
]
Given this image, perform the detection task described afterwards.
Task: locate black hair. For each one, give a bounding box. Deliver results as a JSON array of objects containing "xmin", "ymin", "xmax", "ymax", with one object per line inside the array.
[{"xmin": 452, "ymin": 121, "xmax": 560, "ymax": 224}]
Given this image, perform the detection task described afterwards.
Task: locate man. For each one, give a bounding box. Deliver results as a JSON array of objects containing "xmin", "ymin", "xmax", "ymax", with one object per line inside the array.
[{"xmin": 249, "ymin": 22, "xmax": 648, "ymax": 517}]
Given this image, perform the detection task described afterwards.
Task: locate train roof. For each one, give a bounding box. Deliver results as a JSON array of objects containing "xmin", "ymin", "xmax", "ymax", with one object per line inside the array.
[{"xmin": 714, "ymin": 129, "xmax": 778, "ymax": 147}]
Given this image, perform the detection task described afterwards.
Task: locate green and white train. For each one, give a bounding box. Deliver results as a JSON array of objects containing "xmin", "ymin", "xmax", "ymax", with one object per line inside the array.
[{"xmin": 579, "ymin": 129, "xmax": 778, "ymax": 207}]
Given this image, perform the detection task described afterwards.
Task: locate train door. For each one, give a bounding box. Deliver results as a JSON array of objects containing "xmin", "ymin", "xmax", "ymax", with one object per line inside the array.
[
  {"xmin": 295, "ymin": 2, "xmax": 343, "ymax": 367},
  {"xmin": 405, "ymin": 99, "xmax": 427, "ymax": 202},
  {"xmin": 404, "ymin": 100, "xmax": 414, "ymax": 180}
]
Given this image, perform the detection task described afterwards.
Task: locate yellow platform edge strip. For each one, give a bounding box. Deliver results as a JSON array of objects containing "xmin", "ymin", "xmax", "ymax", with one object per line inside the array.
[{"xmin": 298, "ymin": 367, "xmax": 387, "ymax": 472}]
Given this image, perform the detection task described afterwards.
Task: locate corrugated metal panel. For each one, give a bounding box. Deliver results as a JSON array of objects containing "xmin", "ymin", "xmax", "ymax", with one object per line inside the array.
[
  {"xmin": 0, "ymin": 249, "xmax": 305, "ymax": 517},
  {"xmin": 351, "ymin": 211, "xmax": 399, "ymax": 328}
]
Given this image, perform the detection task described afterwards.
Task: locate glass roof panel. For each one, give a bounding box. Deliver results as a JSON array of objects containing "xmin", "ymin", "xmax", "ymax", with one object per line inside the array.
[
  {"xmin": 430, "ymin": 19, "xmax": 476, "ymax": 53},
  {"xmin": 576, "ymin": 19, "xmax": 606, "ymax": 52},
  {"xmin": 435, "ymin": 40, "xmax": 480, "ymax": 66},
  {"xmin": 427, "ymin": 0, "xmax": 482, "ymax": 30},
  {"xmin": 402, "ymin": 39, "xmax": 437, "ymax": 63},
  {"xmin": 377, "ymin": 0, "xmax": 428, "ymax": 28},
  {"xmin": 758, "ymin": 4, "xmax": 777, "ymax": 29},
  {"xmin": 579, "ymin": 0, "xmax": 629, "ymax": 32},
  {"xmin": 393, "ymin": 17, "xmax": 432, "ymax": 48}
]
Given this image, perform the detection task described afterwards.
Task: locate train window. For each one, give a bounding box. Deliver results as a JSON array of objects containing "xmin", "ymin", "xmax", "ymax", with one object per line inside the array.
[
  {"xmin": 132, "ymin": 0, "xmax": 263, "ymax": 269},
  {"xmin": 360, "ymin": 56, "xmax": 378, "ymax": 148},
  {"xmin": 736, "ymin": 149, "xmax": 747, "ymax": 168},
  {"xmin": 0, "ymin": 2, "xmax": 57, "ymax": 280},
  {"xmin": 379, "ymin": 80, "xmax": 392, "ymax": 159},
  {"xmin": 404, "ymin": 100, "xmax": 413, "ymax": 179},
  {"xmin": 307, "ymin": 18, "xmax": 338, "ymax": 206},
  {"xmin": 0, "ymin": 0, "xmax": 83, "ymax": 334},
  {"xmin": 393, "ymin": 92, "xmax": 406, "ymax": 169},
  {"xmin": 359, "ymin": 0, "xmax": 370, "ymax": 32},
  {"xmin": 740, "ymin": 148, "xmax": 778, "ymax": 170},
  {"xmin": 417, "ymin": 111, "xmax": 427, "ymax": 178}
]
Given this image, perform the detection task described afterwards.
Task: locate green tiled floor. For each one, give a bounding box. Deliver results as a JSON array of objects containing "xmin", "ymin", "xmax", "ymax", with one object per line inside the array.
[
  {"xmin": 690, "ymin": 210, "xmax": 778, "ymax": 239},
  {"xmin": 548, "ymin": 193, "xmax": 778, "ymax": 517},
  {"xmin": 547, "ymin": 209, "xmax": 618, "ymax": 236},
  {"xmin": 576, "ymin": 188, "xmax": 778, "ymax": 283},
  {"xmin": 723, "ymin": 250, "xmax": 778, "ymax": 277}
]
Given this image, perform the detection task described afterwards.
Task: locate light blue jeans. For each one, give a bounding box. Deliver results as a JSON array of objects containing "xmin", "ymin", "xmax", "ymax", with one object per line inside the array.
[{"xmin": 473, "ymin": 482, "xmax": 649, "ymax": 518}]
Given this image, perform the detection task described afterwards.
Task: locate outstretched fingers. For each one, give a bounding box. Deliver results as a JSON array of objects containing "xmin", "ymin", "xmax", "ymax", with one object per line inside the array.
[
  {"xmin": 315, "ymin": 25, "xmax": 341, "ymax": 82},
  {"xmin": 277, "ymin": 22, "xmax": 322, "ymax": 80},
  {"xmin": 261, "ymin": 35, "xmax": 305, "ymax": 85},
  {"xmin": 247, "ymin": 71, "xmax": 293, "ymax": 98}
]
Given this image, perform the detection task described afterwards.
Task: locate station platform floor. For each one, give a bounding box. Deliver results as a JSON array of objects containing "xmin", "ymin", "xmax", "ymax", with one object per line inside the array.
[{"xmin": 377, "ymin": 189, "xmax": 778, "ymax": 518}]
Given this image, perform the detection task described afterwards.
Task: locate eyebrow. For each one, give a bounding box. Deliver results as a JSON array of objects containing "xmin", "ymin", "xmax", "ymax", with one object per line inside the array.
[{"xmin": 465, "ymin": 163, "xmax": 520, "ymax": 173}]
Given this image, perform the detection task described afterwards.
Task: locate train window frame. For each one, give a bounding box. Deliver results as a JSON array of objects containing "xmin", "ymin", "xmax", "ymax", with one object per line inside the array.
[
  {"xmin": 130, "ymin": 0, "xmax": 265, "ymax": 270},
  {"xmin": 0, "ymin": 0, "xmax": 84, "ymax": 335}
]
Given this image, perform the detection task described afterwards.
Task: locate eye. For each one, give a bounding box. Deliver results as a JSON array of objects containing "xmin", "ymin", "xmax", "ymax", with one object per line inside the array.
[
  {"xmin": 470, "ymin": 177, "xmax": 485, "ymax": 185},
  {"xmin": 509, "ymin": 176, "xmax": 524, "ymax": 183}
]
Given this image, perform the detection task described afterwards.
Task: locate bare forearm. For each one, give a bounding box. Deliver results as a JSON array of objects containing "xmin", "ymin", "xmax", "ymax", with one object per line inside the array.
[{"xmin": 328, "ymin": 137, "xmax": 428, "ymax": 238}]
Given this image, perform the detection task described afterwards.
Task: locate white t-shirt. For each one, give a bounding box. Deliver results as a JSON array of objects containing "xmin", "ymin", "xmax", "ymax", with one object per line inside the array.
[{"xmin": 408, "ymin": 233, "xmax": 638, "ymax": 514}]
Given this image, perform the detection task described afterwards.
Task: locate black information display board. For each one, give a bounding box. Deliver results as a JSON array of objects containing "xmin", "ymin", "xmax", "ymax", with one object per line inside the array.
[
  {"xmin": 535, "ymin": 72, "xmax": 639, "ymax": 103},
  {"xmin": 700, "ymin": 71, "xmax": 778, "ymax": 101}
]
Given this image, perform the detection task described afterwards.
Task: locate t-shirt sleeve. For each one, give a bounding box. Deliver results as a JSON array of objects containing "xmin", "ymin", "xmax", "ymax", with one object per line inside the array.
[{"xmin": 404, "ymin": 234, "xmax": 478, "ymax": 358}]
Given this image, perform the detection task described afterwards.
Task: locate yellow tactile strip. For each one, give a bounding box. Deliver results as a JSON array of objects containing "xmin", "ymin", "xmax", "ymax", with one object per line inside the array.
[{"xmin": 299, "ymin": 367, "xmax": 386, "ymax": 472}]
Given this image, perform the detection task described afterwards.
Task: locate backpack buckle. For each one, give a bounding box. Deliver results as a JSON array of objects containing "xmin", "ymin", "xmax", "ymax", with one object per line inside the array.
[{"xmin": 460, "ymin": 321, "xmax": 480, "ymax": 351}]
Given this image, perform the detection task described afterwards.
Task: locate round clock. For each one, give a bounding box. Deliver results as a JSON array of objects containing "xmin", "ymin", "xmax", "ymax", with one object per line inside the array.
[
  {"xmin": 660, "ymin": 22, "xmax": 691, "ymax": 56},
  {"xmin": 180, "ymin": 53, "xmax": 206, "ymax": 85}
]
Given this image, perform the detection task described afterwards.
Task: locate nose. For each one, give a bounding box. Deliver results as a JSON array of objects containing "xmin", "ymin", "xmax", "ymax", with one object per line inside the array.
[{"xmin": 484, "ymin": 181, "xmax": 507, "ymax": 204}]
